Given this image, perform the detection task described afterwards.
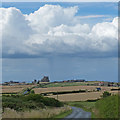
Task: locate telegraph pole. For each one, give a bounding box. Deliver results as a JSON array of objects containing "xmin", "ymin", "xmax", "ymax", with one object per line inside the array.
[{"xmin": 57, "ymin": 91, "xmax": 58, "ymax": 100}]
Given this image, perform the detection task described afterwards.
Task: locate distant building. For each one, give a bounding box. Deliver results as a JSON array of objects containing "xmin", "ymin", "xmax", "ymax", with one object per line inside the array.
[
  {"xmin": 99, "ymin": 82, "xmax": 104, "ymax": 86},
  {"xmin": 2, "ymin": 81, "xmax": 27, "ymax": 86},
  {"xmin": 41, "ymin": 76, "xmax": 50, "ymax": 82},
  {"xmin": 93, "ymin": 83, "xmax": 99, "ymax": 86},
  {"xmin": 32, "ymin": 79, "xmax": 37, "ymax": 84}
]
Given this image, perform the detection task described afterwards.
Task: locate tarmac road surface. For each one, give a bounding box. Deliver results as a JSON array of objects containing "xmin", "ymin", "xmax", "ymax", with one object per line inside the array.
[{"xmin": 62, "ymin": 106, "xmax": 91, "ymax": 120}]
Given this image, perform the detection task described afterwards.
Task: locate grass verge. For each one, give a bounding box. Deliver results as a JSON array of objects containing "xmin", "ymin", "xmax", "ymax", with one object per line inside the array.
[
  {"xmin": 51, "ymin": 109, "xmax": 72, "ymax": 119},
  {"xmin": 66, "ymin": 94, "xmax": 119, "ymax": 118},
  {"xmin": 94, "ymin": 95, "xmax": 119, "ymax": 118}
]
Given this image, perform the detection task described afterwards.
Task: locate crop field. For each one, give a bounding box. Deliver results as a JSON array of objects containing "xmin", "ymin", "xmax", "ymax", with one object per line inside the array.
[
  {"xmin": 33, "ymin": 85, "xmax": 119, "ymax": 101},
  {"xmin": 47, "ymin": 92, "xmax": 102, "ymax": 101},
  {"xmin": 1, "ymin": 83, "xmax": 119, "ymax": 101},
  {"xmin": 1, "ymin": 85, "xmax": 36, "ymax": 94},
  {"xmin": 47, "ymin": 91, "xmax": 119, "ymax": 101},
  {"xmin": 33, "ymin": 86, "xmax": 118, "ymax": 94}
]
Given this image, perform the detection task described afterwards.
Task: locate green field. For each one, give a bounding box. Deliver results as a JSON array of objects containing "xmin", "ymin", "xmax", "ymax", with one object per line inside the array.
[{"xmin": 41, "ymin": 81, "xmax": 100, "ymax": 88}]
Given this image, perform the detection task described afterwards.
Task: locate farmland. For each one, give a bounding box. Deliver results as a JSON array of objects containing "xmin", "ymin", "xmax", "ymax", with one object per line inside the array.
[
  {"xmin": 33, "ymin": 85, "xmax": 119, "ymax": 101},
  {"xmin": 33, "ymin": 85, "xmax": 117, "ymax": 94},
  {"xmin": 1, "ymin": 82, "xmax": 119, "ymax": 101},
  {"xmin": 1, "ymin": 81, "xmax": 119, "ymax": 118},
  {"xmin": 39, "ymin": 81, "xmax": 100, "ymax": 87},
  {"xmin": 1, "ymin": 85, "xmax": 36, "ymax": 94},
  {"xmin": 46, "ymin": 91, "xmax": 118, "ymax": 101}
]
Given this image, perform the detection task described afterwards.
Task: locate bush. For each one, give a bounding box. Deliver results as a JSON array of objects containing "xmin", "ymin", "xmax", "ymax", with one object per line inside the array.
[
  {"xmin": 30, "ymin": 90, "xmax": 35, "ymax": 94},
  {"xmin": 42, "ymin": 97, "xmax": 63, "ymax": 107},
  {"xmin": 2, "ymin": 94, "xmax": 64, "ymax": 111},
  {"xmin": 102, "ymin": 91, "xmax": 111, "ymax": 98}
]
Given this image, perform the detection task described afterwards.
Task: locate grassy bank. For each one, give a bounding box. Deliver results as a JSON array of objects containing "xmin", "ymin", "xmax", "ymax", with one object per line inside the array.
[
  {"xmin": 94, "ymin": 95, "xmax": 119, "ymax": 118},
  {"xmin": 66, "ymin": 94, "xmax": 119, "ymax": 118}
]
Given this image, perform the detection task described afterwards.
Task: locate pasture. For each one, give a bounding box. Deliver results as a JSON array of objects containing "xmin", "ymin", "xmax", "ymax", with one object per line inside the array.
[{"xmin": 41, "ymin": 81, "xmax": 100, "ymax": 87}]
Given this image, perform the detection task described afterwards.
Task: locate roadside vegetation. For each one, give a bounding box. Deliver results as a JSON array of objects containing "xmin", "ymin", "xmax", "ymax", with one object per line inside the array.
[
  {"xmin": 3, "ymin": 106, "xmax": 71, "ymax": 119},
  {"xmin": 66, "ymin": 91, "xmax": 119, "ymax": 118},
  {"xmin": 2, "ymin": 94, "xmax": 63, "ymax": 111},
  {"xmin": 2, "ymin": 93, "xmax": 72, "ymax": 118},
  {"xmin": 51, "ymin": 109, "xmax": 72, "ymax": 119},
  {"xmin": 94, "ymin": 94, "xmax": 119, "ymax": 118}
]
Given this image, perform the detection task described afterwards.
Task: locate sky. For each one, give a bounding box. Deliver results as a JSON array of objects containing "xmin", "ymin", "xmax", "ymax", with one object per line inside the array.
[
  {"xmin": 1, "ymin": 0, "xmax": 119, "ymax": 2},
  {"xmin": 1, "ymin": 2, "xmax": 118, "ymax": 83}
]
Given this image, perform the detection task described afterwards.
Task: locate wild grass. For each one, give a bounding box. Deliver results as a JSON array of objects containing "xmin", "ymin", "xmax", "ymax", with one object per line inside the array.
[
  {"xmin": 2, "ymin": 106, "xmax": 71, "ymax": 118},
  {"xmin": 94, "ymin": 94, "xmax": 119, "ymax": 118},
  {"xmin": 66, "ymin": 94, "xmax": 120, "ymax": 118},
  {"xmin": 52, "ymin": 109, "xmax": 72, "ymax": 119}
]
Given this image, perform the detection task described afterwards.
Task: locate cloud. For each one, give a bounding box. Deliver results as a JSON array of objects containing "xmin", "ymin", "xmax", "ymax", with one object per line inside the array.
[
  {"xmin": 78, "ymin": 15, "xmax": 110, "ymax": 19},
  {"xmin": 1, "ymin": 5, "xmax": 118, "ymax": 58}
]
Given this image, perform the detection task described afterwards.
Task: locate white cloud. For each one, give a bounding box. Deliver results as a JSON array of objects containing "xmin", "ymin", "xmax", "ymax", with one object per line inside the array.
[
  {"xmin": 78, "ymin": 15, "xmax": 110, "ymax": 19},
  {"xmin": 1, "ymin": 5, "xmax": 118, "ymax": 58}
]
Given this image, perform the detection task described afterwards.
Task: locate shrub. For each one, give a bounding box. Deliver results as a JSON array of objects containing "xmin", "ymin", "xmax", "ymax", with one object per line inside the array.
[
  {"xmin": 30, "ymin": 90, "xmax": 35, "ymax": 94},
  {"xmin": 2, "ymin": 94, "xmax": 63, "ymax": 111},
  {"xmin": 102, "ymin": 91, "xmax": 111, "ymax": 98}
]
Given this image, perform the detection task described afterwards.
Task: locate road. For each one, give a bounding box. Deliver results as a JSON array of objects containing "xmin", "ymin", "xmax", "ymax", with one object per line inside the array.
[{"xmin": 62, "ymin": 106, "xmax": 91, "ymax": 120}]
